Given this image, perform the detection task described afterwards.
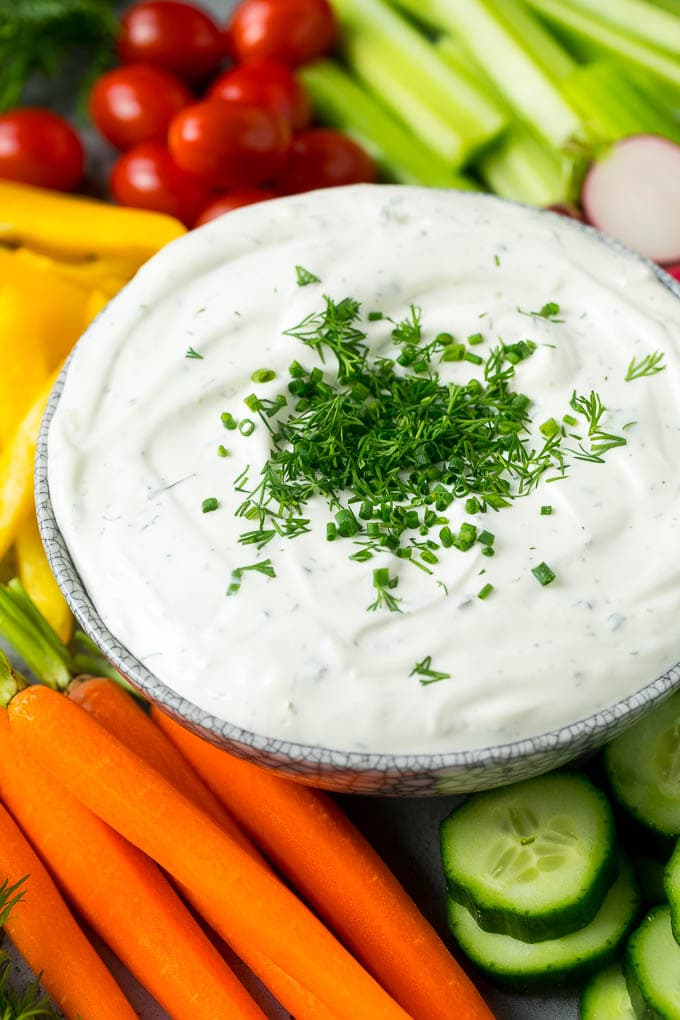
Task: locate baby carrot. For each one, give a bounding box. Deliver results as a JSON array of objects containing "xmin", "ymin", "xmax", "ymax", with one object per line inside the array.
[
  {"xmin": 0, "ymin": 710, "xmax": 266, "ymax": 1020},
  {"xmin": 9, "ymin": 685, "xmax": 411, "ymax": 1020},
  {"xmin": 155, "ymin": 710, "xmax": 495, "ymax": 1020},
  {"xmin": 68, "ymin": 676, "xmax": 262, "ymax": 861},
  {"xmin": 0, "ymin": 798, "xmax": 136, "ymax": 1020}
]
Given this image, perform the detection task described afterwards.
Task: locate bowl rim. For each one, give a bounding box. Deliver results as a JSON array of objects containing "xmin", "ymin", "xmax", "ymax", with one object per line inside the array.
[{"xmin": 35, "ymin": 188, "xmax": 680, "ymax": 774}]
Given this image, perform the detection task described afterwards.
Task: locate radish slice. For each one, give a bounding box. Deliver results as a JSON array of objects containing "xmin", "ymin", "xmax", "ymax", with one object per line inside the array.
[
  {"xmin": 581, "ymin": 134, "xmax": 680, "ymax": 265},
  {"xmin": 667, "ymin": 263, "xmax": 680, "ymax": 282},
  {"xmin": 546, "ymin": 202, "xmax": 584, "ymax": 221}
]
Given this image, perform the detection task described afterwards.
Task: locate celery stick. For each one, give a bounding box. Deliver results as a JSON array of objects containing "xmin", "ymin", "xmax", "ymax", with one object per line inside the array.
[
  {"xmin": 524, "ymin": 0, "xmax": 680, "ymax": 90},
  {"xmin": 481, "ymin": 0, "xmax": 577, "ymax": 80},
  {"xmin": 299, "ymin": 60, "xmax": 475, "ymax": 188},
  {"xmin": 332, "ymin": 0, "xmax": 507, "ymax": 164},
  {"xmin": 390, "ymin": 0, "xmax": 582, "ymax": 148},
  {"xmin": 544, "ymin": 0, "xmax": 680, "ymax": 57},
  {"xmin": 436, "ymin": 35, "xmax": 509, "ymax": 104},
  {"xmin": 478, "ymin": 122, "xmax": 576, "ymax": 205},
  {"xmin": 562, "ymin": 62, "xmax": 680, "ymax": 145}
]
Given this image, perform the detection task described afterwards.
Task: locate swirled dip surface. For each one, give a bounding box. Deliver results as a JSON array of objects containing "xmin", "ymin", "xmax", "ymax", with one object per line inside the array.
[{"xmin": 48, "ymin": 186, "xmax": 680, "ymax": 754}]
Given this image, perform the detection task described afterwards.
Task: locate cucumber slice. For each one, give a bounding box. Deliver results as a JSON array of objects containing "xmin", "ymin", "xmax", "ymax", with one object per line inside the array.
[
  {"xmin": 663, "ymin": 841, "xmax": 680, "ymax": 944},
  {"xmin": 579, "ymin": 963, "xmax": 636, "ymax": 1019},
  {"xmin": 635, "ymin": 855, "xmax": 668, "ymax": 909},
  {"xmin": 440, "ymin": 772, "xmax": 617, "ymax": 941},
  {"xmin": 446, "ymin": 854, "xmax": 639, "ymax": 990},
  {"xmin": 625, "ymin": 906, "xmax": 680, "ymax": 1019},
  {"xmin": 604, "ymin": 691, "xmax": 680, "ymax": 836}
]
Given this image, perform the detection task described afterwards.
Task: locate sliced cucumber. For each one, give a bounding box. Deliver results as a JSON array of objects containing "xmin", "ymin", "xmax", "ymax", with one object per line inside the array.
[
  {"xmin": 579, "ymin": 962, "xmax": 636, "ymax": 1020},
  {"xmin": 664, "ymin": 841, "xmax": 680, "ymax": 944},
  {"xmin": 625, "ymin": 906, "xmax": 680, "ymax": 1019},
  {"xmin": 635, "ymin": 855, "xmax": 668, "ymax": 909},
  {"xmin": 440, "ymin": 772, "xmax": 617, "ymax": 941},
  {"xmin": 446, "ymin": 853, "xmax": 639, "ymax": 990},
  {"xmin": 605, "ymin": 691, "xmax": 680, "ymax": 836}
]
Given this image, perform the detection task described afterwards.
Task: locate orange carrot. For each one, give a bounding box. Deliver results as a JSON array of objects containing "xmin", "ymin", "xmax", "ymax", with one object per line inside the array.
[
  {"xmin": 68, "ymin": 677, "xmax": 262, "ymax": 860},
  {"xmin": 0, "ymin": 799, "xmax": 136, "ymax": 1020},
  {"xmin": 9, "ymin": 685, "xmax": 411, "ymax": 1020},
  {"xmin": 155, "ymin": 709, "xmax": 495, "ymax": 1020},
  {"xmin": 0, "ymin": 711, "xmax": 266, "ymax": 1020},
  {"xmin": 68, "ymin": 678, "xmax": 348, "ymax": 1020}
]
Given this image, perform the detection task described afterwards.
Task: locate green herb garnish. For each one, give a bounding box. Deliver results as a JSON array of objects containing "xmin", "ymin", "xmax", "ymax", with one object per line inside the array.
[
  {"xmin": 251, "ymin": 369, "xmax": 277, "ymax": 384},
  {"xmin": 410, "ymin": 655, "xmax": 451, "ymax": 685},
  {"xmin": 625, "ymin": 351, "xmax": 666, "ymax": 381},
  {"xmin": 518, "ymin": 301, "xmax": 564, "ymax": 322},
  {"xmin": 540, "ymin": 505, "xmax": 553, "ymax": 515},
  {"xmin": 532, "ymin": 562, "xmax": 556, "ymax": 586},
  {"xmin": 239, "ymin": 419, "xmax": 255, "ymax": 436},
  {"xmin": 478, "ymin": 583, "xmax": 494, "ymax": 600},
  {"xmin": 226, "ymin": 559, "xmax": 276, "ymax": 596},
  {"xmin": 295, "ymin": 266, "xmax": 320, "ymax": 287},
  {"xmin": 367, "ymin": 568, "xmax": 402, "ymax": 613},
  {"xmin": 185, "ymin": 347, "xmax": 203, "ymax": 359},
  {"xmin": 201, "ymin": 497, "xmax": 219, "ymax": 513}
]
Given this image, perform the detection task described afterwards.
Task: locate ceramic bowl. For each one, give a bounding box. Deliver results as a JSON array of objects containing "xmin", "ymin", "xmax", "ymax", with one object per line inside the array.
[{"xmin": 35, "ymin": 204, "xmax": 680, "ymax": 796}]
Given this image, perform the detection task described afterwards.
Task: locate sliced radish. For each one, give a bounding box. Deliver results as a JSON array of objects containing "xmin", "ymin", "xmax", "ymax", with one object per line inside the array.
[
  {"xmin": 581, "ymin": 134, "xmax": 680, "ymax": 265},
  {"xmin": 667, "ymin": 263, "xmax": 680, "ymax": 282},
  {"xmin": 546, "ymin": 202, "xmax": 584, "ymax": 221}
]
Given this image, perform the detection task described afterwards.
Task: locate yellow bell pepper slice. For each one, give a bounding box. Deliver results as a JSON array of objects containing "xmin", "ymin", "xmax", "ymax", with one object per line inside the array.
[
  {"xmin": 0, "ymin": 366, "xmax": 61, "ymax": 563},
  {"xmin": 0, "ymin": 179, "xmax": 185, "ymax": 262},
  {"xmin": 0, "ymin": 286, "xmax": 50, "ymax": 446},
  {"xmin": 13, "ymin": 247, "xmax": 141, "ymax": 290},
  {"xmin": 0, "ymin": 247, "xmax": 89, "ymax": 370},
  {"xmin": 15, "ymin": 514, "xmax": 72, "ymax": 643}
]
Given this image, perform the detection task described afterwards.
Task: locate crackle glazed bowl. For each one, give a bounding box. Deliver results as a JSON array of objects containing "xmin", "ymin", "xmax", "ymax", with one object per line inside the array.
[{"xmin": 34, "ymin": 191, "xmax": 680, "ymax": 795}]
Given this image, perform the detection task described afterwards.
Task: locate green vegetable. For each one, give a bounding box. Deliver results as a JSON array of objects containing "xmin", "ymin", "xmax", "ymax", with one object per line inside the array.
[
  {"xmin": 625, "ymin": 351, "xmax": 666, "ymax": 382},
  {"xmin": 332, "ymin": 0, "xmax": 506, "ymax": 166},
  {"xmin": 410, "ymin": 655, "xmax": 450, "ymax": 685},
  {"xmin": 624, "ymin": 906, "xmax": 680, "ymax": 1019},
  {"xmin": 579, "ymin": 962, "xmax": 636, "ymax": 1020},
  {"xmin": 201, "ymin": 498, "xmax": 219, "ymax": 514},
  {"xmin": 299, "ymin": 60, "xmax": 475, "ymax": 188},
  {"xmin": 447, "ymin": 853, "xmax": 639, "ymax": 990},
  {"xmin": 0, "ymin": 0, "xmax": 117, "ymax": 112},
  {"xmin": 532, "ymin": 562, "xmax": 556, "ymax": 585},
  {"xmin": 440, "ymin": 772, "xmax": 617, "ymax": 942}
]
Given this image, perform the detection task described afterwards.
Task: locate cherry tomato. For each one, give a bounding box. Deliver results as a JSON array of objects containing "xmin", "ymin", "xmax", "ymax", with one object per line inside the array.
[
  {"xmin": 118, "ymin": 1, "xmax": 223, "ymax": 83},
  {"xmin": 227, "ymin": 0, "xmax": 336, "ymax": 67},
  {"xmin": 110, "ymin": 142, "xmax": 212, "ymax": 225},
  {"xmin": 0, "ymin": 109, "xmax": 83, "ymax": 191},
  {"xmin": 90, "ymin": 65, "xmax": 192, "ymax": 151},
  {"xmin": 195, "ymin": 187, "xmax": 276, "ymax": 225},
  {"xmin": 209, "ymin": 61, "xmax": 310, "ymax": 131},
  {"xmin": 276, "ymin": 129, "xmax": 376, "ymax": 195},
  {"xmin": 168, "ymin": 98, "xmax": 290, "ymax": 188}
]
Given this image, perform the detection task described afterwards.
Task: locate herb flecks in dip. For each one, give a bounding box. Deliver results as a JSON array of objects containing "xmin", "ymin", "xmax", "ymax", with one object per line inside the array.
[{"xmin": 48, "ymin": 186, "xmax": 680, "ymax": 754}]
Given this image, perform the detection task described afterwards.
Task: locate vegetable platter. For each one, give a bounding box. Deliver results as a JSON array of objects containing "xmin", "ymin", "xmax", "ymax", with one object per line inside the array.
[{"xmin": 0, "ymin": 0, "xmax": 679, "ymax": 1018}]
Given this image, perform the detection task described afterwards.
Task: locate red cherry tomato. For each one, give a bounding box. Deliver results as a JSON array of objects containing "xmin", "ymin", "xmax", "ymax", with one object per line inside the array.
[
  {"xmin": 0, "ymin": 108, "xmax": 83, "ymax": 191},
  {"xmin": 227, "ymin": 0, "xmax": 336, "ymax": 67},
  {"xmin": 276, "ymin": 129, "xmax": 376, "ymax": 195},
  {"xmin": 110, "ymin": 142, "xmax": 212, "ymax": 225},
  {"xmin": 195, "ymin": 187, "xmax": 276, "ymax": 226},
  {"xmin": 168, "ymin": 98, "xmax": 290, "ymax": 189},
  {"xmin": 90, "ymin": 65, "xmax": 192, "ymax": 150},
  {"xmin": 119, "ymin": 1, "xmax": 223, "ymax": 83},
  {"xmin": 209, "ymin": 61, "xmax": 310, "ymax": 131}
]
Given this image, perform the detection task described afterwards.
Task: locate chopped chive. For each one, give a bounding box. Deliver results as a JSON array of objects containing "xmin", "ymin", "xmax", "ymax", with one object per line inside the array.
[
  {"xmin": 326, "ymin": 522, "xmax": 337, "ymax": 541},
  {"xmin": 439, "ymin": 526, "xmax": 454, "ymax": 548},
  {"xmin": 467, "ymin": 332, "xmax": 484, "ymax": 346},
  {"xmin": 481, "ymin": 546, "xmax": 495, "ymax": 557},
  {"xmin": 440, "ymin": 343, "xmax": 465, "ymax": 362},
  {"xmin": 251, "ymin": 368, "xmax": 277, "ymax": 384},
  {"xmin": 335, "ymin": 508, "xmax": 360, "ymax": 537},
  {"xmin": 295, "ymin": 265, "xmax": 320, "ymax": 286},
  {"xmin": 435, "ymin": 332, "xmax": 454, "ymax": 346},
  {"xmin": 202, "ymin": 497, "xmax": 219, "ymax": 513},
  {"xmin": 217, "ymin": 444, "xmax": 229, "ymax": 458},
  {"xmin": 532, "ymin": 561, "xmax": 556, "ymax": 586},
  {"xmin": 478, "ymin": 530, "xmax": 495, "ymax": 546},
  {"xmin": 478, "ymin": 583, "xmax": 494, "ymax": 600},
  {"xmin": 244, "ymin": 394, "xmax": 262, "ymax": 412},
  {"xmin": 464, "ymin": 351, "xmax": 483, "ymax": 365},
  {"xmin": 457, "ymin": 522, "xmax": 477, "ymax": 550},
  {"xmin": 563, "ymin": 413, "xmax": 578, "ymax": 427},
  {"xmin": 239, "ymin": 419, "xmax": 255, "ymax": 436},
  {"xmin": 221, "ymin": 412, "xmax": 237, "ymax": 430},
  {"xmin": 540, "ymin": 505, "xmax": 553, "ymax": 515},
  {"xmin": 367, "ymin": 311, "xmax": 384, "ymax": 321},
  {"xmin": 289, "ymin": 360, "xmax": 304, "ymax": 378},
  {"xmin": 540, "ymin": 417, "xmax": 560, "ymax": 439},
  {"xmin": 465, "ymin": 497, "xmax": 481, "ymax": 514}
]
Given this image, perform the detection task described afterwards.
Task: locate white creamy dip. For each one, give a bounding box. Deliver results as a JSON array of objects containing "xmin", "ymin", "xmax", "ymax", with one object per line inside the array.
[{"xmin": 48, "ymin": 186, "xmax": 680, "ymax": 754}]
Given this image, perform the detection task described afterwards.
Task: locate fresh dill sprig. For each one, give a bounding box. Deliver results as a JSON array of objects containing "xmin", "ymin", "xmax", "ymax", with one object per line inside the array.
[
  {"xmin": 517, "ymin": 301, "xmax": 564, "ymax": 322},
  {"xmin": 410, "ymin": 655, "xmax": 451, "ymax": 685},
  {"xmin": 185, "ymin": 347, "xmax": 203, "ymax": 360},
  {"xmin": 295, "ymin": 266, "xmax": 320, "ymax": 287},
  {"xmin": 367, "ymin": 568, "xmax": 402, "ymax": 613},
  {"xmin": 226, "ymin": 559, "xmax": 276, "ymax": 596},
  {"xmin": 625, "ymin": 351, "xmax": 666, "ymax": 382},
  {"xmin": 0, "ymin": 954, "xmax": 58, "ymax": 1020}
]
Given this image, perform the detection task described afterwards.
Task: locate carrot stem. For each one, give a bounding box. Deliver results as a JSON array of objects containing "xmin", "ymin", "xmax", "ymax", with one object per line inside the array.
[
  {"xmin": 9, "ymin": 686, "xmax": 411, "ymax": 1020},
  {"xmin": 0, "ymin": 794, "xmax": 137, "ymax": 1020},
  {"xmin": 155, "ymin": 710, "xmax": 495, "ymax": 1020},
  {"xmin": 0, "ymin": 710, "xmax": 266, "ymax": 1020}
]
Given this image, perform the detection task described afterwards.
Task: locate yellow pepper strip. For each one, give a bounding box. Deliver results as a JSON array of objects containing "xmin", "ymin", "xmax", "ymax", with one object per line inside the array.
[
  {"xmin": 15, "ymin": 514, "xmax": 72, "ymax": 643},
  {"xmin": 0, "ymin": 286, "xmax": 50, "ymax": 446},
  {"xmin": 0, "ymin": 366, "xmax": 62, "ymax": 563},
  {"xmin": 0, "ymin": 179, "xmax": 185, "ymax": 262},
  {"xmin": 0, "ymin": 248, "xmax": 89, "ymax": 370},
  {"xmin": 13, "ymin": 247, "xmax": 141, "ymax": 290}
]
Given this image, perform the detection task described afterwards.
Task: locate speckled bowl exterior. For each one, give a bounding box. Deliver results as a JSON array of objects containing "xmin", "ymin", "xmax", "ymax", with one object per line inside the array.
[{"xmin": 35, "ymin": 201, "xmax": 680, "ymax": 796}]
